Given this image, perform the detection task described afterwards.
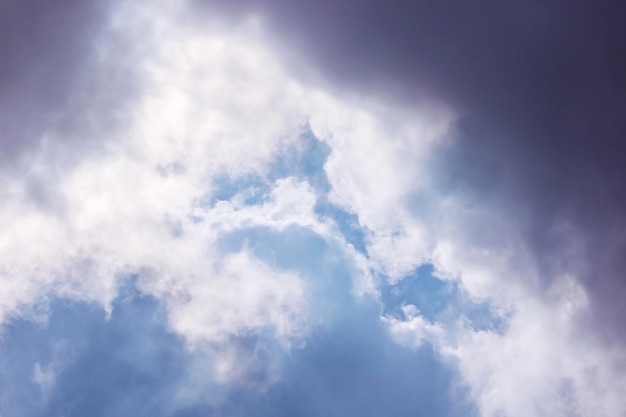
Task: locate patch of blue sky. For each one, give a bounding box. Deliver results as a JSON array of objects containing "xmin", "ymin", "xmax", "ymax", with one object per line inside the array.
[
  {"xmin": 380, "ymin": 264, "xmax": 507, "ymax": 333},
  {"xmin": 208, "ymin": 301, "xmax": 476, "ymax": 417},
  {"xmin": 209, "ymin": 172, "xmax": 272, "ymax": 206},
  {"xmin": 0, "ymin": 280, "xmax": 191, "ymax": 417}
]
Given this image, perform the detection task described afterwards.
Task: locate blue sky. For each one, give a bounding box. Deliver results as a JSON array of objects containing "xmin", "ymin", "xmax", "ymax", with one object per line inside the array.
[
  {"xmin": 0, "ymin": 274, "xmax": 472, "ymax": 417},
  {"xmin": 1, "ymin": 1, "xmax": 626, "ymax": 417}
]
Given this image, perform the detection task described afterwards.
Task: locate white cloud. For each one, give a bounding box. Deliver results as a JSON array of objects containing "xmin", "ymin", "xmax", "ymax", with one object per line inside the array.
[
  {"xmin": 33, "ymin": 363, "xmax": 56, "ymax": 393},
  {"xmin": 446, "ymin": 275, "xmax": 626, "ymax": 417},
  {"xmin": 384, "ymin": 304, "xmax": 445, "ymax": 349},
  {"xmin": 0, "ymin": 0, "xmax": 378, "ymax": 386},
  {"xmin": 31, "ymin": 339, "xmax": 75, "ymax": 396},
  {"xmin": 141, "ymin": 249, "xmax": 307, "ymax": 350},
  {"xmin": 309, "ymin": 95, "xmax": 454, "ymax": 280}
]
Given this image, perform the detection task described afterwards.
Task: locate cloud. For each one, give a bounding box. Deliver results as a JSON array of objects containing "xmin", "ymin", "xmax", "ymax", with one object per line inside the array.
[
  {"xmin": 384, "ymin": 304, "xmax": 445, "ymax": 349},
  {"xmin": 0, "ymin": 0, "xmax": 307, "ymax": 379},
  {"xmin": 193, "ymin": 0, "xmax": 626, "ymax": 342},
  {"xmin": 3, "ymin": 1, "xmax": 626, "ymax": 417},
  {"xmin": 183, "ymin": 2, "xmax": 626, "ymax": 415},
  {"xmin": 450, "ymin": 276, "xmax": 624, "ymax": 417},
  {"xmin": 0, "ymin": 0, "xmax": 386, "ymax": 391},
  {"xmin": 309, "ymin": 94, "xmax": 454, "ymax": 280}
]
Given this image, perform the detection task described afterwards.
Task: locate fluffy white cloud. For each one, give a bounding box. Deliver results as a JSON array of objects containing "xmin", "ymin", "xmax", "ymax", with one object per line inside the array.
[
  {"xmin": 309, "ymin": 96, "xmax": 454, "ymax": 280},
  {"xmin": 338, "ymin": 122, "xmax": 626, "ymax": 416},
  {"xmin": 447, "ymin": 276, "xmax": 626, "ymax": 417},
  {"xmin": 0, "ymin": 0, "xmax": 379, "ymax": 385},
  {"xmin": 384, "ymin": 304, "xmax": 445, "ymax": 349},
  {"xmin": 329, "ymin": 124, "xmax": 626, "ymax": 416}
]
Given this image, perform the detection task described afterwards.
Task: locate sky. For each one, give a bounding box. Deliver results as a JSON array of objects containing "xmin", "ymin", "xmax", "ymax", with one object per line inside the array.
[{"xmin": 1, "ymin": 1, "xmax": 626, "ymax": 416}]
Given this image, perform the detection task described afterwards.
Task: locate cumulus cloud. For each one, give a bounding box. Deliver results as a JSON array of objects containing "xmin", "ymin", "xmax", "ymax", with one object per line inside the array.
[
  {"xmin": 0, "ymin": 0, "xmax": 386, "ymax": 387},
  {"xmin": 0, "ymin": 0, "xmax": 313, "ymax": 375},
  {"xmin": 450, "ymin": 281, "xmax": 626, "ymax": 417}
]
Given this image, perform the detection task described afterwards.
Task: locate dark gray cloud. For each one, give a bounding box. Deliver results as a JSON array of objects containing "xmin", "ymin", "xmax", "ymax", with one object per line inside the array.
[
  {"xmin": 0, "ymin": 0, "xmax": 133, "ymax": 170},
  {"xmin": 193, "ymin": 0, "xmax": 626, "ymax": 342}
]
